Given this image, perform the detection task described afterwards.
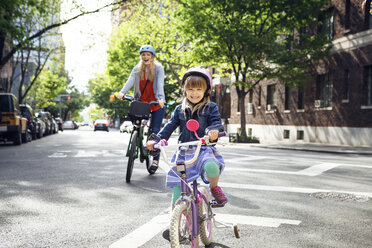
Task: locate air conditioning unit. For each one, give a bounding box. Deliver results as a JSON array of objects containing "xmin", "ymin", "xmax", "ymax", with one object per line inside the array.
[{"xmin": 314, "ymin": 100, "xmax": 323, "ymax": 108}]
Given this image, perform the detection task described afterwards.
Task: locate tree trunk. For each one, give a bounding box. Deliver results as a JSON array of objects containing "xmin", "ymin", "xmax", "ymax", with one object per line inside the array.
[{"xmin": 235, "ymin": 86, "xmax": 248, "ymax": 137}]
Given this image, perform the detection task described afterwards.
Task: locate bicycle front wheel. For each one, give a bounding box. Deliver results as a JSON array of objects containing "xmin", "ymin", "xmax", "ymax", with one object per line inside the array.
[
  {"xmin": 170, "ymin": 202, "xmax": 199, "ymax": 248},
  {"xmin": 198, "ymin": 187, "xmax": 212, "ymax": 245},
  {"xmin": 126, "ymin": 130, "xmax": 138, "ymax": 183}
]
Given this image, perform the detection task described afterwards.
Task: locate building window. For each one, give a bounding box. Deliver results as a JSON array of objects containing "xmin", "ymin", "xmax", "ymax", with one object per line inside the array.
[
  {"xmin": 316, "ymin": 73, "xmax": 333, "ymax": 108},
  {"xmin": 364, "ymin": 0, "xmax": 372, "ymax": 29},
  {"xmin": 283, "ymin": 130, "xmax": 290, "ymax": 139},
  {"xmin": 345, "ymin": 0, "xmax": 351, "ymax": 30},
  {"xmin": 343, "ymin": 69, "xmax": 350, "ymax": 101},
  {"xmin": 364, "ymin": 65, "xmax": 372, "ymax": 106},
  {"xmin": 297, "ymin": 130, "xmax": 304, "ymax": 140},
  {"xmin": 298, "ymin": 86, "xmax": 304, "ymax": 110},
  {"xmin": 318, "ymin": 8, "xmax": 334, "ymax": 40},
  {"xmin": 285, "ymin": 86, "xmax": 291, "ymax": 110},
  {"xmin": 248, "ymin": 90, "xmax": 253, "ymax": 114},
  {"xmin": 267, "ymin": 84, "xmax": 276, "ymax": 111}
]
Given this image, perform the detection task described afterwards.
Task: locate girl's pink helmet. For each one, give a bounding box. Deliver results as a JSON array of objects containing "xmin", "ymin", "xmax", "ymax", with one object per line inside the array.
[{"xmin": 181, "ymin": 67, "xmax": 213, "ymax": 92}]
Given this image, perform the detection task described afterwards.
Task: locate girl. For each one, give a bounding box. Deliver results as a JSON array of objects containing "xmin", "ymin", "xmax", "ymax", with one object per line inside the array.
[
  {"xmin": 146, "ymin": 67, "xmax": 228, "ymax": 208},
  {"xmin": 117, "ymin": 45, "xmax": 166, "ymax": 173}
]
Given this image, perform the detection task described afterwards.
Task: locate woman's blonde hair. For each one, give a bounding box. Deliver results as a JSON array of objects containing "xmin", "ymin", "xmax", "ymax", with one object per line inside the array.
[
  {"xmin": 182, "ymin": 75, "xmax": 210, "ymax": 117},
  {"xmin": 138, "ymin": 54, "xmax": 160, "ymax": 82}
]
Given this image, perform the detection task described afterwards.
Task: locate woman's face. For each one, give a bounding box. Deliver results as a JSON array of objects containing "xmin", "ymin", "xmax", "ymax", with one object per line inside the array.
[
  {"xmin": 185, "ymin": 86, "xmax": 205, "ymax": 104},
  {"xmin": 140, "ymin": 52, "xmax": 153, "ymax": 65}
]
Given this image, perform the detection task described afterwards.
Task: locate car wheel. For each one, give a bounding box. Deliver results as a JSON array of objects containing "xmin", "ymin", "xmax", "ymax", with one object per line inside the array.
[
  {"xmin": 13, "ymin": 128, "xmax": 22, "ymax": 145},
  {"xmin": 22, "ymin": 132, "xmax": 28, "ymax": 143},
  {"xmin": 32, "ymin": 126, "xmax": 37, "ymax": 140}
]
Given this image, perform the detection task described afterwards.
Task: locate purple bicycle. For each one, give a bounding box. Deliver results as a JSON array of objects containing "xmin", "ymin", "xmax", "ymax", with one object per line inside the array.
[{"xmin": 153, "ymin": 120, "xmax": 240, "ymax": 247}]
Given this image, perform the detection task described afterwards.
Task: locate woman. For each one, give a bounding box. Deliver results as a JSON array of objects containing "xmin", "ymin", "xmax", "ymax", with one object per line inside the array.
[{"xmin": 117, "ymin": 45, "xmax": 166, "ymax": 173}]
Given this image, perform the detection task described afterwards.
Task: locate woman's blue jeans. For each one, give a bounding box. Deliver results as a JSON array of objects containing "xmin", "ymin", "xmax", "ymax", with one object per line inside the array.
[{"xmin": 150, "ymin": 106, "xmax": 166, "ymax": 161}]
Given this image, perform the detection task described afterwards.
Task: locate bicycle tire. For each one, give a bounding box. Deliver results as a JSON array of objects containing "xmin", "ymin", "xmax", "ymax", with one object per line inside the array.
[
  {"xmin": 126, "ymin": 130, "xmax": 138, "ymax": 183},
  {"xmin": 145, "ymin": 155, "xmax": 154, "ymax": 174},
  {"xmin": 170, "ymin": 202, "xmax": 199, "ymax": 248},
  {"xmin": 198, "ymin": 187, "xmax": 212, "ymax": 245}
]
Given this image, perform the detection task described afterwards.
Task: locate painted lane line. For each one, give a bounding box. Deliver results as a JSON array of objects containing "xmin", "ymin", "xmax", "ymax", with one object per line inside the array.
[
  {"xmin": 296, "ymin": 163, "xmax": 340, "ymax": 176},
  {"xmin": 216, "ymin": 214, "xmax": 301, "ymax": 228},
  {"xmin": 48, "ymin": 153, "xmax": 67, "ymax": 158},
  {"xmin": 219, "ymin": 182, "xmax": 372, "ymax": 198},
  {"xmin": 109, "ymin": 209, "xmax": 170, "ymax": 248},
  {"xmin": 109, "ymin": 209, "xmax": 301, "ymax": 248},
  {"xmin": 225, "ymin": 163, "xmax": 341, "ymax": 176}
]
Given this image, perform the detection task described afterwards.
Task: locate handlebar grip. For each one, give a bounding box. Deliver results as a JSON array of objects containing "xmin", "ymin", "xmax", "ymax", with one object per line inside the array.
[{"xmin": 218, "ymin": 131, "xmax": 226, "ymax": 137}]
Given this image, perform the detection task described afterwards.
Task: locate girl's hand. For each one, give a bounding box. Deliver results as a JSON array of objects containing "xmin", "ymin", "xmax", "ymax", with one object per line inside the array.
[
  {"xmin": 158, "ymin": 99, "xmax": 165, "ymax": 108},
  {"xmin": 208, "ymin": 130, "xmax": 219, "ymax": 141},
  {"xmin": 117, "ymin": 92, "xmax": 124, "ymax": 99},
  {"xmin": 146, "ymin": 140, "xmax": 156, "ymax": 150}
]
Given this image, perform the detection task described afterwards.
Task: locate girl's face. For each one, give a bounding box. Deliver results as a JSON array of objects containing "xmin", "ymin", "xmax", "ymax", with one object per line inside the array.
[
  {"xmin": 185, "ymin": 86, "xmax": 205, "ymax": 104},
  {"xmin": 140, "ymin": 52, "xmax": 153, "ymax": 65}
]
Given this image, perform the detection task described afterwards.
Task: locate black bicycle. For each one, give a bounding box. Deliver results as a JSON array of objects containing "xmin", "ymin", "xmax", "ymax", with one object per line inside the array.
[{"xmin": 123, "ymin": 95, "xmax": 159, "ymax": 183}]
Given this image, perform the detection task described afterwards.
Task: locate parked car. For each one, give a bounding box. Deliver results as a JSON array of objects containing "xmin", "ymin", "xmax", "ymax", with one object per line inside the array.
[
  {"xmin": 55, "ymin": 117, "xmax": 63, "ymax": 131},
  {"xmin": 0, "ymin": 93, "xmax": 28, "ymax": 145},
  {"xmin": 20, "ymin": 104, "xmax": 42, "ymax": 140},
  {"xmin": 94, "ymin": 119, "xmax": 109, "ymax": 132},
  {"xmin": 120, "ymin": 121, "xmax": 133, "ymax": 133},
  {"xmin": 62, "ymin": 120, "xmax": 78, "ymax": 130},
  {"xmin": 43, "ymin": 112, "xmax": 57, "ymax": 134},
  {"xmin": 36, "ymin": 112, "xmax": 51, "ymax": 135}
]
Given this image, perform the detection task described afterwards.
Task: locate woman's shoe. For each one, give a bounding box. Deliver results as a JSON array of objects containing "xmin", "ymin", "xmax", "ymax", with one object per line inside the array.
[{"xmin": 148, "ymin": 160, "xmax": 159, "ymax": 174}]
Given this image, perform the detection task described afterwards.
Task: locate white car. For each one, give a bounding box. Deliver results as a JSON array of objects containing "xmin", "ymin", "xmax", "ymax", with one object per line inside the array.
[{"xmin": 120, "ymin": 121, "xmax": 133, "ymax": 133}]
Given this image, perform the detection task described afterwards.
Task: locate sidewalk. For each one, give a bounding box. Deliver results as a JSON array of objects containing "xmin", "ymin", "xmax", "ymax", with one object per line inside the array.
[{"xmin": 218, "ymin": 136, "xmax": 372, "ymax": 155}]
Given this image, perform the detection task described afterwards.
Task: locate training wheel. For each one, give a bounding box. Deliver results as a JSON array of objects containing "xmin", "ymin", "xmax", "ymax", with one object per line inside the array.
[{"xmin": 233, "ymin": 224, "xmax": 240, "ymax": 239}]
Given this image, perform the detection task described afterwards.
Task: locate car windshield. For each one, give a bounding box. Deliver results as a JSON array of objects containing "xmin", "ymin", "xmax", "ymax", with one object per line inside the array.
[{"xmin": 0, "ymin": 95, "xmax": 12, "ymax": 112}]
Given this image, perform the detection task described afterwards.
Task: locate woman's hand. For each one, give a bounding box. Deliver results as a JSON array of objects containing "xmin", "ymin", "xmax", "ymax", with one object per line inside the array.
[
  {"xmin": 208, "ymin": 130, "xmax": 219, "ymax": 141},
  {"xmin": 158, "ymin": 99, "xmax": 165, "ymax": 108},
  {"xmin": 146, "ymin": 140, "xmax": 156, "ymax": 150},
  {"xmin": 117, "ymin": 92, "xmax": 124, "ymax": 99}
]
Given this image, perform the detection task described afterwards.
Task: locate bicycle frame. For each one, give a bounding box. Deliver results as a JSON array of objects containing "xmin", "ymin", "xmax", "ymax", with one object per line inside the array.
[
  {"xmin": 156, "ymin": 139, "xmax": 212, "ymax": 241},
  {"xmin": 126, "ymin": 118, "xmax": 151, "ymax": 160},
  {"xmin": 154, "ymin": 126, "xmax": 240, "ymax": 246}
]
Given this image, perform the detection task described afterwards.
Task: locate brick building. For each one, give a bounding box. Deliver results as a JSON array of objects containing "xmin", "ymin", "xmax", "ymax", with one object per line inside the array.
[{"xmin": 227, "ymin": 0, "xmax": 372, "ymax": 146}]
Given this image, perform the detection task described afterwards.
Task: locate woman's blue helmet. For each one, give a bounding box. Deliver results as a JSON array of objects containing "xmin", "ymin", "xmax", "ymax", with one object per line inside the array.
[{"xmin": 139, "ymin": 45, "xmax": 155, "ymax": 56}]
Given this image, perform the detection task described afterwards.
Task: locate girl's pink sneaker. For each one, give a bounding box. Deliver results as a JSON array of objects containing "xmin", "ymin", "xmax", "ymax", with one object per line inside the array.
[{"xmin": 210, "ymin": 186, "xmax": 228, "ymax": 207}]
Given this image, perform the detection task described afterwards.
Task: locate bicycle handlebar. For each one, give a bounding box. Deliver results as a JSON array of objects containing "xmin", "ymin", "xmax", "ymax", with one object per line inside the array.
[
  {"xmin": 151, "ymin": 131, "xmax": 226, "ymax": 167},
  {"xmin": 122, "ymin": 95, "xmax": 165, "ymax": 106}
]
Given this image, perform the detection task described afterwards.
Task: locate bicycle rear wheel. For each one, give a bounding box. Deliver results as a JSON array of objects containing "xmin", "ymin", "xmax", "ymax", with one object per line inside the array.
[
  {"xmin": 126, "ymin": 130, "xmax": 138, "ymax": 183},
  {"xmin": 170, "ymin": 202, "xmax": 199, "ymax": 248},
  {"xmin": 198, "ymin": 187, "xmax": 212, "ymax": 245}
]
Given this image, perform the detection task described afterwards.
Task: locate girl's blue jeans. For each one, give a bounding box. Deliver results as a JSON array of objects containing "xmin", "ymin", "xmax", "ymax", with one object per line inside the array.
[{"xmin": 150, "ymin": 106, "xmax": 166, "ymax": 161}]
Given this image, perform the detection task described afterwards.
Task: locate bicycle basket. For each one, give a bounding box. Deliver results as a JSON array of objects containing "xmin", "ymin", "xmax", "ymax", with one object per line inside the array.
[{"xmin": 129, "ymin": 101, "xmax": 150, "ymax": 120}]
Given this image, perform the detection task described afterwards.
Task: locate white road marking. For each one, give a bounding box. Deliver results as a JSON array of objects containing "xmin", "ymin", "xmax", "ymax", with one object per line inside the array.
[
  {"xmin": 225, "ymin": 163, "xmax": 341, "ymax": 176},
  {"xmin": 109, "ymin": 209, "xmax": 170, "ymax": 248},
  {"xmin": 48, "ymin": 152, "xmax": 67, "ymax": 158},
  {"xmin": 216, "ymin": 214, "xmax": 301, "ymax": 228},
  {"xmin": 219, "ymin": 182, "xmax": 372, "ymax": 198},
  {"xmin": 109, "ymin": 208, "xmax": 301, "ymax": 248},
  {"xmin": 296, "ymin": 163, "xmax": 340, "ymax": 176}
]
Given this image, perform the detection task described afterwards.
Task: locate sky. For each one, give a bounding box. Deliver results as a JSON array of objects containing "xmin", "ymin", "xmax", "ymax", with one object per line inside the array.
[{"xmin": 60, "ymin": 0, "xmax": 112, "ymax": 93}]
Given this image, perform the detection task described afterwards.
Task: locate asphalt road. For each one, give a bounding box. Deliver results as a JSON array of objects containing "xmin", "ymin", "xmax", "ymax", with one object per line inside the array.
[{"xmin": 0, "ymin": 127, "xmax": 371, "ymax": 248}]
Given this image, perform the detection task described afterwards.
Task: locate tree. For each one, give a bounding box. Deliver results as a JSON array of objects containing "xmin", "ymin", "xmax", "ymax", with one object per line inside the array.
[
  {"xmin": 0, "ymin": 0, "xmax": 130, "ymax": 70},
  {"xmin": 176, "ymin": 0, "xmax": 331, "ymax": 136},
  {"xmin": 26, "ymin": 56, "xmax": 69, "ymax": 110},
  {"xmin": 104, "ymin": 0, "xmax": 195, "ymax": 117}
]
